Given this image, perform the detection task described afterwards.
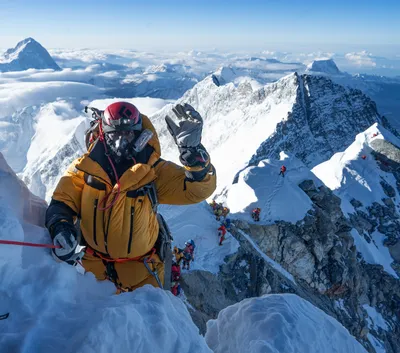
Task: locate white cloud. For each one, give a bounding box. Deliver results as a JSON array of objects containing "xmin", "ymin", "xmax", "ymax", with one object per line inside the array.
[{"xmin": 345, "ymin": 50, "xmax": 377, "ymax": 67}]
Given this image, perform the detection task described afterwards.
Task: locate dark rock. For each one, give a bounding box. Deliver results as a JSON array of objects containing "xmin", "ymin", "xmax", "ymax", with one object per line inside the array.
[
  {"xmin": 350, "ymin": 199, "xmax": 363, "ymax": 208},
  {"xmin": 298, "ymin": 179, "xmax": 317, "ymax": 193},
  {"xmin": 381, "ymin": 180, "xmax": 396, "ymax": 198}
]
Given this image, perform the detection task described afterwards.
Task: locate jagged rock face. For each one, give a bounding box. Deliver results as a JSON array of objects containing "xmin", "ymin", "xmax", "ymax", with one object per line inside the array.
[
  {"xmin": 0, "ymin": 37, "xmax": 60, "ymax": 72},
  {"xmin": 251, "ymin": 74, "xmax": 379, "ymax": 168},
  {"xmin": 184, "ymin": 181, "xmax": 400, "ymax": 353}
]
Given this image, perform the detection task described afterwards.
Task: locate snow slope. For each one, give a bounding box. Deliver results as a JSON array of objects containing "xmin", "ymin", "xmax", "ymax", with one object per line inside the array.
[
  {"xmin": 222, "ymin": 152, "xmax": 321, "ymax": 224},
  {"xmin": 0, "ymin": 152, "xmax": 47, "ymax": 226},
  {"xmin": 0, "ymin": 154, "xmax": 212, "ymax": 353},
  {"xmin": 160, "ymin": 202, "xmax": 239, "ymax": 274},
  {"xmin": 205, "ymin": 294, "xmax": 367, "ymax": 353}
]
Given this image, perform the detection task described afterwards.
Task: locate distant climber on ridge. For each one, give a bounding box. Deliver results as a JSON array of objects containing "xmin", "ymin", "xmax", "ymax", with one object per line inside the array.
[
  {"xmin": 173, "ymin": 246, "xmax": 185, "ymax": 265},
  {"xmin": 222, "ymin": 206, "xmax": 230, "ymax": 219},
  {"xmin": 223, "ymin": 218, "xmax": 231, "ymax": 231},
  {"xmin": 279, "ymin": 165, "xmax": 287, "ymax": 177},
  {"xmin": 209, "ymin": 200, "xmax": 218, "ymax": 210},
  {"xmin": 171, "ymin": 260, "xmax": 181, "ymax": 296},
  {"xmin": 252, "ymin": 208, "xmax": 261, "ymax": 222},
  {"xmin": 182, "ymin": 239, "xmax": 195, "ymax": 270},
  {"xmin": 218, "ymin": 224, "xmax": 227, "ymax": 246},
  {"xmin": 45, "ymin": 101, "xmax": 216, "ymax": 292},
  {"xmin": 214, "ymin": 204, "xmax": 223, "ymax": 221}
]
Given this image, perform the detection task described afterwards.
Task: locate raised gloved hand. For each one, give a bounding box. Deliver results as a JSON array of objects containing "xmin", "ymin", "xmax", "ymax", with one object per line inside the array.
[
  {"xmin": 165, "ymin": 104, "xmax": 210, "ymax": 172},
  {"xmin": 165, "ymin": 103, "xmax": 203, "ymax": 148},
  {"xmin": 51, "ymin": 222, "xmax": 81, "ymax": 265}
]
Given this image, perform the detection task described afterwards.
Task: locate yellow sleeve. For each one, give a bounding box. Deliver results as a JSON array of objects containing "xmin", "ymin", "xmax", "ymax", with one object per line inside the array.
[
  {"xmin": 155, "ymin": 159, "xmax": 216, "ymax": 205},
  {"xmin": 52, "ymin": 159, "xmax": 85, "ymax": 215}
]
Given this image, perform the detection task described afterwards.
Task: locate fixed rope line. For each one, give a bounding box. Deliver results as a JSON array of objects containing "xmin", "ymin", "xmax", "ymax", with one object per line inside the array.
[{"xmin": 0, "ymin": 239, "xmax": 61, "ymax": 249}]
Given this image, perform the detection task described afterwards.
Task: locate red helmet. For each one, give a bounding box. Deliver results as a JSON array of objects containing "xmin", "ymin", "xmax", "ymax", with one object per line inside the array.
[{"xmin": 102, "ymin": 102, "xmax": 142, "ymax": 133}]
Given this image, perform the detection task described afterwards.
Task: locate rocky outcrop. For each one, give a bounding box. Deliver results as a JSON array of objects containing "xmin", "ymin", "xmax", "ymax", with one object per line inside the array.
[
  {"xmin": 250, "ymin": 74, "xmax": 379, "ymax": 169},
  {"xmin": 184, "ymin": 181, "xmax": 400, "ymax": 352}
]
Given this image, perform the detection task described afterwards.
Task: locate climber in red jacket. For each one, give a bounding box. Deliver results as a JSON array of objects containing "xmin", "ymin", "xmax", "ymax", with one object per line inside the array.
[
  {"xmin": 218, "ymin": 224, "xmax": 227, "ymax": 246},
  {"xmin": 251, "ymin": 208, "xmax": 261, "ymax": 222},
  {"xmin": 279, "ymin": 165, "xmax": 287, "ymax": 177}
]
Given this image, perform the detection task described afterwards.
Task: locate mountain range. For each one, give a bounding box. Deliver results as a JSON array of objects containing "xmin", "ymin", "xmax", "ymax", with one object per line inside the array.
[{"xmin": 0, "ymin": 38, "xmax": 399, "ymax": 353}]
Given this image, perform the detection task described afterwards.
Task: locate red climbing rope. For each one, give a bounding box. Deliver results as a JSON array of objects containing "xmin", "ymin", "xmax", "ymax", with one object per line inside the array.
[{"xmin": 0, "ymin": 239, "xmax": 61, "ymax": 249}]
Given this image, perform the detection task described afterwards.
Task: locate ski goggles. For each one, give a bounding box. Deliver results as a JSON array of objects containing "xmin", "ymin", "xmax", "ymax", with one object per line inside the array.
[{"xmin": 102, "ymin": 113, "xmax": 143, "ymax": 132}]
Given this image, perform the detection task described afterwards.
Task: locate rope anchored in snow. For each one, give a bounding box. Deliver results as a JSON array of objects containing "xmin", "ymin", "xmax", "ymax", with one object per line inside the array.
[{"xmin": 0, "ymin": 239, "xmax": 61, "ymax": 249}]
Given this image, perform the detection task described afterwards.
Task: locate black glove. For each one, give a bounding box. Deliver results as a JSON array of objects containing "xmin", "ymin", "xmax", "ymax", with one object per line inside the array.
[
  {"xmin": 165, "ymin": 103, "xmax": 203, "ymax": 148},
  {"xmin": 51, "ymin": 222, "xmax": 81, "ymax": 265},
  {"xmin": 165, "ymin": 104, "xmax": 212, "ymax": 181}
]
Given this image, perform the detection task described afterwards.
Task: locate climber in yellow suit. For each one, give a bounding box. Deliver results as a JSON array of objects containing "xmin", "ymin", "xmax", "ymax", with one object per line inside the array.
[{"xmin": 45, "ymin": 102, "xmax": 216, "ymax": 291}]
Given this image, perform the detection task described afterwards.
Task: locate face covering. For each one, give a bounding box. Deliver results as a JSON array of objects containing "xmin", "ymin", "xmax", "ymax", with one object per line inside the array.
[
  {"xmin": 105, "ymin": 131, "xmax": 137, "ymax": 162},
  {"xmin": 105, "ymin": 129, "xmax": 154, "ymax": 162}
]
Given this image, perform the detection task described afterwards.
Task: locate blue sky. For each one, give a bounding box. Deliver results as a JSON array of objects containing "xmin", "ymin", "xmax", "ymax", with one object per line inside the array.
[{"xmin": 0, "ymin": 0, "xmax": 399, "ymax": 53}]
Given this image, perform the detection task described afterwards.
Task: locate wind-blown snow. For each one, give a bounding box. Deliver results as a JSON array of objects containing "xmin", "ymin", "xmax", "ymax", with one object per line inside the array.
[{"xmin": 205, "ymin": 294, "xmax": 367, "ymax": 353}]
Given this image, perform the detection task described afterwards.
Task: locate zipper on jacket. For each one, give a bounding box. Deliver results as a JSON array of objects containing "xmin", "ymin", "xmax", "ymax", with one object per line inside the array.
[
  {"xmin": 93, "ymin": 199, "xmax": 98, "ymax": 246},
  {"xmin": 127, "ymin": 207, "xmax": 134, "ymax": 254}
]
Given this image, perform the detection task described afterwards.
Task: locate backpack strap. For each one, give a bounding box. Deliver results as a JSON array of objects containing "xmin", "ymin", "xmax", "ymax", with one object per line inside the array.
[{"xmin": 126, "ymin": 181, "xmax": 158, "ymax": 212}]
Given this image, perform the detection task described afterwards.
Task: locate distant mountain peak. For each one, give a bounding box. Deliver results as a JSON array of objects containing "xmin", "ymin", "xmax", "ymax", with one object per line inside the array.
[
  {"xmin": 0, "ymin": 37, "xmax": 60, "ymax": 72},
  {"xmin": 306, "ymin": 59, "xmax": 341, "ymax": 75}
]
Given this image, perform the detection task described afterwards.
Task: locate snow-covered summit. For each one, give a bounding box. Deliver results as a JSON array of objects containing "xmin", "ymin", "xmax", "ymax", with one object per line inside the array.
[
  {"xmin": 306, "ymin": 59, "xmax": 341, "ymax": 75},
  {"xmin": 153, "ymin": 72, "xmax": 380, "ymax": 190},
  {"xmin": 0, "ymin": 37, "xmax": 60, "ymax": 72}
]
